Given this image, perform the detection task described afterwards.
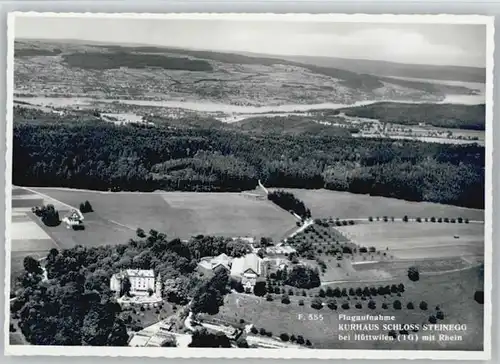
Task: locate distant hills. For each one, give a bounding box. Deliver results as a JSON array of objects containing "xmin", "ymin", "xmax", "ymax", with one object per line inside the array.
[
  {"xmin": 245, "ymin": 53, "xmax": 485, "ymax": 84},
  {"xmin": 18, "ymin": 38, "xmax": 485, "ymax": 83},
  {"xmin": 14, "ymin": 39, "xmax": 483, "ymax": 107}
]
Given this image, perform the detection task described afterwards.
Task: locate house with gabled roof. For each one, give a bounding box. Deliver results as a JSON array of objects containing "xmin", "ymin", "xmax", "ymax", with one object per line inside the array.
[
  {"xmin": 230, "ymin": 253, "xmax": 264, "ymax": 292},
  {"xmin": 198, "ymin": 253, "xmax": 232, "ymax": 273}
]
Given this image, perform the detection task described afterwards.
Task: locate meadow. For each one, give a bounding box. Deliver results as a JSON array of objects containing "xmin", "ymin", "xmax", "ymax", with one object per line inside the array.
[
  {"xmin": 30, "ymin": 187, "xmax": 295, "ymax": 241},
  {"xmin": 214, "ymin": 266, "xmax": 483, "ymax": 350},
  {"xmin": 336, "ymin": 222, "xmax": 484, "ymax": 260},
  {"xmin": 280, "ymin": 189, "xmax": 484, "ymax": 221}
]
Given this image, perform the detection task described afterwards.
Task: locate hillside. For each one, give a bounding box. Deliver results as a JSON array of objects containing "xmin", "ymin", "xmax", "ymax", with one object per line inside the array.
[{"xmin": 14, "ymin": 40, "xmax": 477, "ymax": 107}]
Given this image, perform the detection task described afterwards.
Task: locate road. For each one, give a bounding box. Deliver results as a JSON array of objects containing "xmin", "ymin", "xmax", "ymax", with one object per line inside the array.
[
  {"xmin": 257, "ymin": 179, "xmax": 269, "ymax": 195},
  {"xmin": 285, "ymin": 218, "xmax": 314, "ymax": 241}
]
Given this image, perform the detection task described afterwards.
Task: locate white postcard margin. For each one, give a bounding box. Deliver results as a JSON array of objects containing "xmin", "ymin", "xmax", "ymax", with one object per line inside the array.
[{"xmin": 3, "ymin": 12, "xmax": 495, "ymax": 360}]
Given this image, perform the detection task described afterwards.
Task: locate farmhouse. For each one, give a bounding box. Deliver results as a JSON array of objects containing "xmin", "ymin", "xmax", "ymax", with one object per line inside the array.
[
  {"xmin": 230, "ymin": 253, "xmax": 264, "ymax": 291},
  {"xmin": 110, "ymin": 269, "xmax": 158, "ymax": 297}
]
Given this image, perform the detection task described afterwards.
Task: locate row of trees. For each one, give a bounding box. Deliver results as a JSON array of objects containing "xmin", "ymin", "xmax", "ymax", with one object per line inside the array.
[
  {"xmin": 310, "ymin": 298, "xmax": 430, "ymax": 311},
  {"xmin": 13, "ymin": 121, "xmax": 485, "ymax": 208},
  {"xmin": 403, "ymin": 215, "xmax": 470, "ymax": 223},
  {"xmin": 267, "ymin": 190, "xmax": 311, "ymax": 219},
  {"xmin": 369, "ymin": 215, "xmax": 471, "ymax": 223},
  {"xmin": 249, "ymin": 326, "xmax": 312, "ymax": 346},
  {"xmin": 317, "ymin": 283, "xmax": 405, "ymax": 299}
]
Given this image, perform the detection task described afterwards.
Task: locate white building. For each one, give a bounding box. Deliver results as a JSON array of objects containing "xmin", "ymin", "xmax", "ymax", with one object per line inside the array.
[
  {"xmin": 230, "ymin": 253, "xmax": 264, "ymax": 292},
  {"xmin": 110, "ymin": 269, "xmax": 158, "ymax": 297},
  {"xmin": 232, "ymin": 236, "xmax": 256, "ymax": 244},
  {"xmin": 266, "ymin": 244, "xmax": 296, "ymax": 255},
  {"xmin": 198, "ymin": 253, "xmax": 233, "ymax": 272}
]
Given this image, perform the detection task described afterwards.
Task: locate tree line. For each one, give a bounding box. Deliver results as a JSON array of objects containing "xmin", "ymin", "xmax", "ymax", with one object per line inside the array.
[
  {"xmin": 13, "ymin": 121, "xmax": 484, "ymax": 208},
  {"xmin": 267, "ymin": 190, "xmax": 311, "ymax": 219},
  {"xmin": 340, "ymin": 102, "xmax": 486, "ymax": 130}
]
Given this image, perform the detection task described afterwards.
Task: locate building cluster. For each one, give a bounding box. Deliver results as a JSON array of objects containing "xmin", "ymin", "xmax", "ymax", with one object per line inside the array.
[{"xmin": 198, "ymin": 252, "xmax": 264, "ymax": 292}]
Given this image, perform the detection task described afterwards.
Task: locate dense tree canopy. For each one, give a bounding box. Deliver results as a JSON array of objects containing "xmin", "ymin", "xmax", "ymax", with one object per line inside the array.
[
  {"xmin": 188, "ymin": 328, "xmax": 231, "ymax": 348},
  {"xmin": 268, "ymin": 190, "xmax": 311, "ymax": 219},
  {"xmin": 12, "ymin": 260, "xmax": 129, "ymax": 346},
  {"xmin": 191, "ymin": 268, "xmax": 230, "ymax": 315},
  {"xmin": 284, "ymin": 265, "xmax": 321, "ymax": 289},
  {"xmin": 32, "ymin": 204, "xmax": 61, "ymax": 227},
  {"xmin": 341, "ymin": 102, "xmax": 486, "ymax": 130},
  {"xmin": 12, "ymin": 229, "xmax": 250, "ymax": 345},
  {"xmin": 13, "ymin": 119, "xmax": 484, "ymax": 208}
]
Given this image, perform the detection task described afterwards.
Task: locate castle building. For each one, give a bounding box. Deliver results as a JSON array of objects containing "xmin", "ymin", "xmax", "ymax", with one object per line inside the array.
[{"xmin": 110, "ymin": 269, "xmax": 159, "ymax": 297}]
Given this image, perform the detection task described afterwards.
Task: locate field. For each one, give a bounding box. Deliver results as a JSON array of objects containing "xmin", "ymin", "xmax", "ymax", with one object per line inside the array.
[
  {"xmin": 30, "ymin": 187, "xmax": 295, "ymax": 242},
  {"xmin": 336, "ymin": 222, "xmax": 484, "ymax": 260},
  {"xmin": 279, "ymin": 189, "xmax": 484, "ymax": 221},
  {"xmin": 10, "ymin": 188, "xmax": 59, "ymax": 287},
  {"xmin": 214, "ymin": 266, "xmax": 483, "ymax": 350}
]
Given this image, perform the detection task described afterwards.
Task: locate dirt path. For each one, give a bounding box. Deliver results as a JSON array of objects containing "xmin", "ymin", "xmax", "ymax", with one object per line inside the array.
[{"xmin": 21, "ymin": 186, "xmax": 77, "ymax": 211}]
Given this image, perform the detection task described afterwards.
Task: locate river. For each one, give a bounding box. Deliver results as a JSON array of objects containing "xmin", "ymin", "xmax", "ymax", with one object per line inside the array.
[{"xmin": 15, "ymin": 93, "xmax": 485, "ymax": 117}]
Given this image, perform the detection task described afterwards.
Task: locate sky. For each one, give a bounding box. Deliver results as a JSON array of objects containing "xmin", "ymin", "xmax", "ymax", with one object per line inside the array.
[{"xmin": 14, "ymin": 16, "xmax": 487, "ymax": 67}]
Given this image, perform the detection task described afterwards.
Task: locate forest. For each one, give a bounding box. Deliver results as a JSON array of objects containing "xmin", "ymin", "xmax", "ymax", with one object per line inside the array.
[
  {"xmin": 340, "ymin": 102, "xmax": 486, "ymax": 130},
  {"xmin": 63, "ymin": 52, "xmax": 213, "ymax": 71},
  {"xmin": 13, "ymin": 121, "xmax": 484, "ymax": 208}
]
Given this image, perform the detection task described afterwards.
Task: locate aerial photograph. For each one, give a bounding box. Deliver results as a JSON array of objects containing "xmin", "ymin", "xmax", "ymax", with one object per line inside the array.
[{"xmin": 7, "ymin": 14, "xmax": 488, "ymax": 354}]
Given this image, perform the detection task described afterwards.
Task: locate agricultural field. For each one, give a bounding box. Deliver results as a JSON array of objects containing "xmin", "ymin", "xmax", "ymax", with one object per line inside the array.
[
  {"xmin": 348, "ymin": 257, "xmax": 474, "ymax": 280},
  {"xmin": 279, "ymin": 189, "xmax": 484, "ymax": 221},
  {"xmin": 30, "ymin": 187, "xmax": 295, "ymax": 241},
  {"xmin": 336, "ymin": 222, "xmax": 484, "ymax": 260},
  {"xmin": 214, "ymin": 266, "xmax": 483, "ymax": 350},
  {"xmin": 10, "ymin": 187, "xmax": 59, "ymax": 287}
]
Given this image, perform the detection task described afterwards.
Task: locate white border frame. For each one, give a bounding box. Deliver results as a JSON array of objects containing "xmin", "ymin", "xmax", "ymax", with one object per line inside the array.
[{"xmin": 3, "ymin": 11, "xmax": 494, "ymax": 360}]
